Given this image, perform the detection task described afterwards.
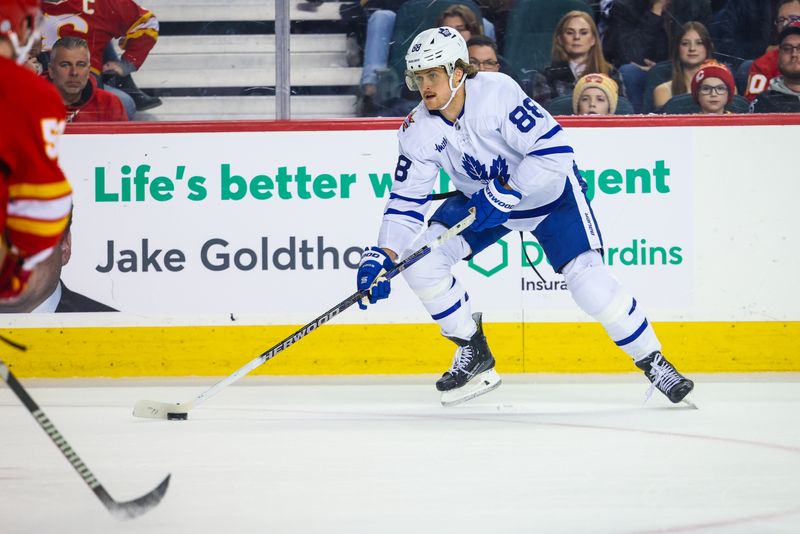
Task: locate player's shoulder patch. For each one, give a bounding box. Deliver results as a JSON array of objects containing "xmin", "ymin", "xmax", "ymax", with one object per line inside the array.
[{"xmin": 401, "ymin": 109, "xmax": 417, "ymax": 132}]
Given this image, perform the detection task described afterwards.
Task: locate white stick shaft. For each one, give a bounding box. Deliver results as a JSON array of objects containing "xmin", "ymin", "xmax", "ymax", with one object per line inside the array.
[{"xmin": 133, "ymin": 208, "xmax": 476, "ymax": 418}]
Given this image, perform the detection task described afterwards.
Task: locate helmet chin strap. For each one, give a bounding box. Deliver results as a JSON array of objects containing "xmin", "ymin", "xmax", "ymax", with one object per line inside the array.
[
  {"xmin": 9, "ymin": 29, "xmax": 40, "ymax": 66},
  {"xmin": 437, "ymin": 70, "xmax": 466, "ymax": 111}
]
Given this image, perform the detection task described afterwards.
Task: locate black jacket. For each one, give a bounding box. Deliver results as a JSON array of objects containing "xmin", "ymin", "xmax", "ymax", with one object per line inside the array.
[
  {"xmin": 750, "ymin": 90, "xmax": 800, "ymax": 113},
  {"xmin": 604, "ymin": 0, "xmax": 712, "ymax": 67},
  {"xmin": 529, "ymin": 62, "xmax": 625, "ymax": 102},
  {"xmin": 709, "ymin": 0, "xmax": 777, "ymax": 63},
  {"xmin": 55, "ymin": 282, "xmax": 117, "ymax": 313}
]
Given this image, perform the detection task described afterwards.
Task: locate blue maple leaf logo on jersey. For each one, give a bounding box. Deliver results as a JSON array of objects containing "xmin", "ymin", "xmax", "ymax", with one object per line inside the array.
[{"xmin": 461, "ymin": 153, "xmax": 510, "ymax": 184}]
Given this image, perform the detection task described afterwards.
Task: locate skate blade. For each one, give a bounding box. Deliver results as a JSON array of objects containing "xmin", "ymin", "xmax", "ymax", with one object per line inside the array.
[
  {"xmin": 440, "ymin": 369, "xmax": 502, "ymax": 407},
  {"xmin": 681, "ymin": 398, "xmax": 699, "ymax": 410}
]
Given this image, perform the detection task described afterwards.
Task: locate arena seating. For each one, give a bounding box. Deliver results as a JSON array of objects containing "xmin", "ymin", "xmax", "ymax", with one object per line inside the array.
[
  {"xmin": 542, "ymin": 94, "xmax": 635, "ymax": 115},
  {"xmin": 136, "ymin": 0, "xmax": 360, "ymax": 120}
]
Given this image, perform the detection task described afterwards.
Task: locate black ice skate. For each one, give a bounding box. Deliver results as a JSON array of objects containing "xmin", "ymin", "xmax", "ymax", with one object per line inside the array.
[
  {"xmin": 436, "ymin": 312, "xmax": 502, "ymax": 406},
  {"xmin": 636, "ymin": 351, "xmax": 694, "ymax": 403}
]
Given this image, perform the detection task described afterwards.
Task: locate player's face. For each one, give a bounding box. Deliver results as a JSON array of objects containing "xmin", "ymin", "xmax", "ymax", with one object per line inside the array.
[
  {"xmin": 49, "ymin": 46, "xmax": 91, "ymax": 100},
  {"xmin": 414, "ymin": 67, "xmax": 460, "ymax": 110},
  {"xmin": 468, "ymin": 45, "xmax": 500, "ymax": 72},
  {"xmin": 779, "ymin": 34, "xmax": 800, "ymax": 79},
  {"xmin": 442, "ymin": 15, "xmax": 472, "ymax": 41},
  {"xmin": 696, "ymin": 76, "xmax": 727, "ymax": 114},
  {"xmin": 576, "ymin": 88, "xmax": 610, "ymax": 115},
  {"xmin": 678, "ymin": 29, "xmax": 707, "ymax": 68},
  {"xmin": 560, "ymin": 16, "xmax": 595, "ymax": 58}
]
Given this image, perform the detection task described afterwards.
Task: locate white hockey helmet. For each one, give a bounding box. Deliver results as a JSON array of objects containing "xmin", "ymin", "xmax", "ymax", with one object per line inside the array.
[{"xmin": 404, "ymin": 26, "xmax": 469, "ymax": 91}]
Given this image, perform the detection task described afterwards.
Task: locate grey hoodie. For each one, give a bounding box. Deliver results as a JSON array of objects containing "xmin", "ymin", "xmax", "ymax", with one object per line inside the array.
[{"xmin": 767, "ymin": 76, "xmax": 800, "ymax": 97}]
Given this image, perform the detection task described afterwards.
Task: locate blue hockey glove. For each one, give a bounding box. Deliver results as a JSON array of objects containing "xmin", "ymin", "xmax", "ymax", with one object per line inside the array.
[
  {"xmin": 357, "ymin": 247, "xmax": 395, "ymax": 310},
  {"xmin": 468, "ymin": 177, "xmax": 522, "ymax": 232}
]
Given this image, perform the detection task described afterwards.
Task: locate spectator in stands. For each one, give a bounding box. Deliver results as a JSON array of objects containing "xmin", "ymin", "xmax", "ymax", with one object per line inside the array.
[
  {"xmin": 467, "ymin": 35, "xmax": 500, "ymax": 73},
  {"xmin": 709, "ymin": 0, "xmax": 779, "ymax": 68},
  {"xmin": 691, "ymin": 60, "xmax": 735, "ymax": 114},
  {"xmin": 41, "ymin": 0, "xmax": 161, "ymax": 118},
  {"xmin": 652, "ymin": 22, "xmax": 713, "ymax": 110},
  {"xmin": 0, "ymin": 218, "xmax": 117, "ymax": 313},
  {"xmin": 573, "ymin": 73, "xmax": 619, "ymax": 115},
  {"xmin": 531, "ymin": 11, "xmax": 621, "ymax": 103},
  {"xmin": 604, "ymin": 0, "xmax": 712, "ymax": 113},
  {"xmin": 436, "ymin": 4, "xmax": 483, "ymax": 42},
  {"xmin": 357, "ymin": 2, "xmax": 495, "ymax": 116},
  {"xmin": 745, "ymin": 0, "xmax": 800, "ymax": 101},
  {"xmin": 752, "ymin": 21, "xmax": 800, "ymax": 112},
  {"xmin": 48, "ymin": 37, "xmax": 128, "ymax": 123}
]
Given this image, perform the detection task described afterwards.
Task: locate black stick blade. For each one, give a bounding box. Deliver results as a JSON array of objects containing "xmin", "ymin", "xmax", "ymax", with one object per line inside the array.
[{"xmin": 95, "ymin": 474, "xmax": 171, "ymax": 520}]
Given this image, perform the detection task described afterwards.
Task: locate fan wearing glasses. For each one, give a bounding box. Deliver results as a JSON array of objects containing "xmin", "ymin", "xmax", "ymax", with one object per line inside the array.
[
  {"xmin": 466, "ymin": 35, "xmax": 501, "ymax": 73},
  {"xmin": 690, "ymin": 60, "xmax": 735, "ymax": 115},
  {"xmin": 745, "ymin": 0, "xmax": 800, "ymax": 102},
  {"xmin": 751, "ymin": 21, "xmax": 800, "ymax": 113}
]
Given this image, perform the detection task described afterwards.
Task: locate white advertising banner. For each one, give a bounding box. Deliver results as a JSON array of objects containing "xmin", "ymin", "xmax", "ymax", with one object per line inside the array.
[{"xmin": 3, "ymin": 122, "xmax": 797, "ymax": 327}]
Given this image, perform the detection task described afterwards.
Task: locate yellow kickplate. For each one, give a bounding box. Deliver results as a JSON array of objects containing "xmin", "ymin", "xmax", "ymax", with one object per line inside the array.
[{"xmin": 2, "ymin": 321, "xmax": 797, "ymax": 377}]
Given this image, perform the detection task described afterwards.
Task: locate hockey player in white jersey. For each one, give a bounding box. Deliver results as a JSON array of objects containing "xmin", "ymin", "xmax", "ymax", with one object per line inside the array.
[{"xmin": 356, "ymin": 26, "xmax": 694, "ymax": 406}]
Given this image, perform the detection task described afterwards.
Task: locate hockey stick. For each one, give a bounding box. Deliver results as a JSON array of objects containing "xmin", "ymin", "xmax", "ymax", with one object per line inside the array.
[
  {"xmin": 0, "ymin": 356, "xmax": 170, "ymax": 519},
  {"xmin": 133, "ymin": 208, "xmax": 476, "ymax": 420}
]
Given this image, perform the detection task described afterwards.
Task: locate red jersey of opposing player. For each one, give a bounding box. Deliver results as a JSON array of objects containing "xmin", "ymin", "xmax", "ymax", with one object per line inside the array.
[
  {"xmin": 745, "ymin": 49, "xmax": 780, "ymax": 102},
  {"xmin": 0, "ymin": 56, "xmax": 73, "ymax": 298},
  {"xmin": 42, "ymin": 0, "xmax": 159, "ymax": 74}
]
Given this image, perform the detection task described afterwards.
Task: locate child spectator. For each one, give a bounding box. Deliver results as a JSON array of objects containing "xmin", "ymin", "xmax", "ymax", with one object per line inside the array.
[
  {"xmin": 573, "ymin": 73, "xmax": 619, "ymax": 115},
  {"xmin": 745, "ymin": 0, "xmax": 800, "ymax": 101},
  {"xmin": 752, "ymin": 21, "xmax": 800, "ymax": 112},
  {"xmin": 48, "ymin": 37, "xmax": 128, "ymax": 122},
  {"xmin": 652, "ymin": 21, "xmax": 713, "ymax": 110},
  {"xmin": 691, "ymin": 60, "xmax": 735, "ymax": 114},
  {"xmin": 532, "ymin": 11, "xmax": 621, "ymax": 102}
]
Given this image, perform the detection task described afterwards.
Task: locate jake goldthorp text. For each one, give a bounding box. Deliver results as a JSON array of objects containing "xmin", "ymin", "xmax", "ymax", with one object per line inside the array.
[{"xmin": 96, "ymin": 238, "xmax": 364, "ymax": 272}]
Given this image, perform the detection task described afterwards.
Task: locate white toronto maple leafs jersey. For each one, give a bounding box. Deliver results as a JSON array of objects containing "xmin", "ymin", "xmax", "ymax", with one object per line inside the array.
[{"xmin": 377, "ymin": 72, "xmax": 580, "ymax": 256}]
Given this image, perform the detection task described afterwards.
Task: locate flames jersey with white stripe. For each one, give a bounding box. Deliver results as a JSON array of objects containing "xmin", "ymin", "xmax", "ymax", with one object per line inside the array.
[
  {"xmin": 378, "ymin": 72, "xmax": 580, "ymax": 256},
  {"xmin": 0, "ymin": 57, "xmax": 73, "ymax": 268},
  {"xmin": 42, "ymin": 0, "xmax": 159, "ymax": 73}
]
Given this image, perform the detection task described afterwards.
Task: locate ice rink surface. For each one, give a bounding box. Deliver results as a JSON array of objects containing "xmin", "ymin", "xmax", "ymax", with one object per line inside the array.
[{"xmin": 1, "ymin": 374, "xmax": 799, "ymax": 534}]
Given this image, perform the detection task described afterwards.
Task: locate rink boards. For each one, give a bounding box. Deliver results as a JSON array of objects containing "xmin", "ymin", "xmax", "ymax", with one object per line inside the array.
[{"xmin": 2, "ymin": 116, "xmax": 798, "ymax": 376}]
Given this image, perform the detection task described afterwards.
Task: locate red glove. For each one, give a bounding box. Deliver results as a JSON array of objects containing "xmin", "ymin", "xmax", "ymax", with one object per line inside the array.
[{"xmin": 0, "ymin": 251, "xmax": 32, "ymax": 300}]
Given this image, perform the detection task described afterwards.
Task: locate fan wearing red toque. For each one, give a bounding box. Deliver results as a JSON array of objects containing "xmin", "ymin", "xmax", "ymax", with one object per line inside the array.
[{"xmin": 691, "ymin": 60, "xmax": 735, "ymax": 115}]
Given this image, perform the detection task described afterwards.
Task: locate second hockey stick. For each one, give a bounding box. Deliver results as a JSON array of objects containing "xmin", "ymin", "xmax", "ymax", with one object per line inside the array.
[
  {"xmin": 0, "ymin": 353, "xmax": 170, "ymax": 519},
  {"xmin": 133, "ymin": 208, "xmax": 475, "ymax": 420}
]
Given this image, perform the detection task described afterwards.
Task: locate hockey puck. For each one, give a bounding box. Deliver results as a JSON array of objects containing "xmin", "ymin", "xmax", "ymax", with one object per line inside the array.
[{"xmin": 167, "ymin": 412, "xmax": 188, "ymax": 421}]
